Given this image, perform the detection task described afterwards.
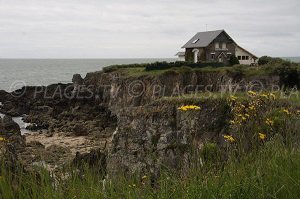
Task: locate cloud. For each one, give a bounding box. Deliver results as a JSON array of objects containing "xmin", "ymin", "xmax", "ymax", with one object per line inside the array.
[{"xmin": 0, "ymin": 0, "xmax": 299, "ymax": 58}]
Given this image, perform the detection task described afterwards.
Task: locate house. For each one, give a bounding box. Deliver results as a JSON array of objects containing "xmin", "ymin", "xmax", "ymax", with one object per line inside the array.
[
  {"xmin": 180, "ymin": 30, "xmax": 258, "ymax": 65},
  {"xmin": 175, "ymin": 52, "xmax": 185, "ymax": 61}
]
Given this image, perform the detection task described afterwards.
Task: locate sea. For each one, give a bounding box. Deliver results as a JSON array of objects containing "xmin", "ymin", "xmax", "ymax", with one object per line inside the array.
[{"xmin": 0, "ymin": 58, "xmax": 176, "ymax": 92}]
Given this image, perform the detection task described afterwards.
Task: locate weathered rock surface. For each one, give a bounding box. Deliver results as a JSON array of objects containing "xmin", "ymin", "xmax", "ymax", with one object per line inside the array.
[
  {"xmin": 0, "ymin": 115, "xmax": 25, "ymax": 172},
  {"xmin": 0, "ymin": 69, "xmax": 281, "ymax": 175},
  {"xmin": 107, "ymin": 99, "xmax": 230, "ymax": 177}
]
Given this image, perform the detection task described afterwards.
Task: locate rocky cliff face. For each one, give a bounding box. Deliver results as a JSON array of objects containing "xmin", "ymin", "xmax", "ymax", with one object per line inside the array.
[
  {"xmin": 0, "ymin": 69, "xmax": 280, "ymax": 175},
  {"xmin": 107, "ymin": 99, "xmax": 230, "ymax": 177},
  {"xmin": 0, "ymin": 115, "xmax": 26, "ymax": 172}
]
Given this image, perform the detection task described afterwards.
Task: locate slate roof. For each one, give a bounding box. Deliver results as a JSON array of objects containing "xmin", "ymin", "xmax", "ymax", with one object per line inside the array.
[{"xmin": 182, "ymin": 30, "xmax": 225, "ymax": 48}]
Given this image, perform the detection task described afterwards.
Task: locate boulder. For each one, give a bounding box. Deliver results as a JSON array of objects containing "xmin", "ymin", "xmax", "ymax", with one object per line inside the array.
[{"xmin": 0, "ymin": 115, "xmax": 21, "ymax": 135}]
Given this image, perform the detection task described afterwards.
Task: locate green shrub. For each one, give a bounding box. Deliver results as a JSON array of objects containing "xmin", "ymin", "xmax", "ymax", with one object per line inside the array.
[
  {"xmin": 258, "ymin": 56, "xmax": 273, "ymax": 65},
  {"xmin": 102, "ymin": 61, "xmax": 226, "ymax": 73},
  {"xmin": 275, "ymin": 64, "xmax": 300, "ymax": 88},
  {"xmin": 229, "ymin": 55, "xmax": 240, "ymax": 66},
  {"xmin": 226, "ymin": 64, "xmax": 247, "ymax": 80}
]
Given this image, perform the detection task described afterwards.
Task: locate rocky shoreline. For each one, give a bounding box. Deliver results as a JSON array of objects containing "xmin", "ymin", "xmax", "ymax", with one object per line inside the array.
[{"xmin": 0, "ymin": 67, "xmax": 282, "ymax": 177}]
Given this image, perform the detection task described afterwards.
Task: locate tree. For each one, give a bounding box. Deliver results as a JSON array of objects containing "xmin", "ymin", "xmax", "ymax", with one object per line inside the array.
[
  {"xmin": 258, "ymin": 56, "xmax": 273, "ymax": 65},
  {"xmin": 229, "ymin": 55, "xmax": 240, "ymax": 66}
]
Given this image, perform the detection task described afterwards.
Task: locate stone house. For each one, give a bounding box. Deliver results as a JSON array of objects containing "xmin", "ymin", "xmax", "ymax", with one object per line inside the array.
[{"xmin": 181, "ymin": 30, "xmax": 258, "ymax": 65}]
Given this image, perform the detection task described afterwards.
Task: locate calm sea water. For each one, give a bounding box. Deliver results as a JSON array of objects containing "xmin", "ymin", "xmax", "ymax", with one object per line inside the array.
[
  {"xmin": 282, "ymin": 57, "xmax": 300, "ymax": 63},
  {"xmin": 0, "ymin": 58, "xmax": 176, "ymax": 91}
]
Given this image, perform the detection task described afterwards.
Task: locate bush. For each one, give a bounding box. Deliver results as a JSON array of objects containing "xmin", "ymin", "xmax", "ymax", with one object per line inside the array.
[
  {"xmin": 229, "ymin": 55, "xmax": 240, "ymax": 66},
  {"xmin": 258, "ymin": 56, "xmax": 287, "ymax": 66},
  {"xmin": 144, "ymin": 62, "xmax": 225, "ymax": 71},
  {"xmin": 275, "ymin": 65, "xmax": 300, "ymax": 88},
  {"xmin": 226, "ymin": 65, "xmax": 247, "ymax": 80},
  {"xmin": 102, "ymin": 61, "xmax": 226, "ymax": 73},
  {"xmin": 258, "ymin": 56, "xmax": 273, "ymax": 65}
]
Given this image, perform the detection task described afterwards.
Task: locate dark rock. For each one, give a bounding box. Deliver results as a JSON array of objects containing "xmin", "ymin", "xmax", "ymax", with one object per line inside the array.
[
  {"xmin": 73, "ymin": 149, "xmax": 106, "ymax": 177},
  {"xmin": 72, "ymin": 74, "xmax": 84, "ymax": 85},
  {"xmin": 0, "ymin": 115, "xmax": 21, "ymax": 135},
  {"xmin": 26, "ymin": 124, "xmax": 39, "ymax": 131},
  {"xmin": 26, "ymin": 141, "xmax": 45, "ymax": 149},
  {"xmin": 73, "ymin": 124, "xmax": 88, "ymax": 136}
]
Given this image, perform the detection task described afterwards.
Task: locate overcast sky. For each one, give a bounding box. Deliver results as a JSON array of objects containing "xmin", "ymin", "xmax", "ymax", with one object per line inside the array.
[{"xmin": 0, "ymin": 0, "xmax": 299, "ymax": 58}]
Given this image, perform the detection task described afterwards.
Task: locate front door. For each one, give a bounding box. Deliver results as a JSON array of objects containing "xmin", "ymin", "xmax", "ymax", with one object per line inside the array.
[
  {"xmin": 218, "ymin": 53, "xmax": 226, "ymax": 63},
  {"xmin": 218, "ymin": 56, "xmax": 222, "ymax": 62},
  {"xmin": 192, "ymin": 49, "xmax": 199, "ymax": 63}
]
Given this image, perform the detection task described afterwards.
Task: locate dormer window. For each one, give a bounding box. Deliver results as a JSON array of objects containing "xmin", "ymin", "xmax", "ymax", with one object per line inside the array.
[
  {"xmin": 222, "ymin": 43, "xmax": 227, "ymax": 49},
  {"xmin": 215, "ymin": 42, "xmax": 220, "ymax": 49},
  {"xmin": 192, "ymin": 39, "xmax": 199, "ymax": 44}
]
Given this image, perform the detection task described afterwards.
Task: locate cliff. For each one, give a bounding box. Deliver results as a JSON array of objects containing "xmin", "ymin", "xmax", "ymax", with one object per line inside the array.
[{"xmin": 0, "ymin": 66, "xmax": 282, "ymax": 175}]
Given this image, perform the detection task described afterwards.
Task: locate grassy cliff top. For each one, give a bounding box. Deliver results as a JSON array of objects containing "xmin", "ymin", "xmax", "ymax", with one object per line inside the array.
[
  {"xmin": 102, "ymin": 58, "xmax": 300, "ymax": 78},
  {"xmin": 155, "ymin": 91, "xmax": 300, "ymax": 106}
]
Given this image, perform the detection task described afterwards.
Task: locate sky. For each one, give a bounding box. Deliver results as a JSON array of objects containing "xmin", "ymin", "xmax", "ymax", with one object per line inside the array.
[{"xmin": 0, "ymin": 0, "xmax": 299, "ymax": 58}]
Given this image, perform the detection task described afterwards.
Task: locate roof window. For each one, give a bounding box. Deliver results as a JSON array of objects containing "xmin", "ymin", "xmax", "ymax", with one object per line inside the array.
[{"xmin": 192, "ymin": 39, "xmax": 199, "ymax": 44}]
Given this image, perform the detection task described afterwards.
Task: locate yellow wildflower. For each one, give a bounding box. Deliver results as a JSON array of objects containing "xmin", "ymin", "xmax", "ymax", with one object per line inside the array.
[
  {"xmin": 245, "ymin": 114, "xmax": 250, "ymax": 118},
  {"xmin": 248, "ymin": 90, "xmax": 257, "ymax": 96},
  {"xmin": 0, "ymin": 137, "xmax": 5, "ymax": 142},
  {"xmin": 242, "ymin": 117, "xmax": 247, "ymax": 121},
  {"xmin": 178, "ymin": 105, "xmax": 201, "ymax": 111},
  {"xmin": 266, "ymin": 118, "xmax": 274, "ymax": 127},
  {"xmin": 229, "ymin": 120, "xmax": 235, "ymax": 124},
  {"xmin": 223, "ymin": 135, "xmax": 235, "ymax": 142},
  {"xmin": 282, "ymin": 109, "xmax": 291, "ymax": 115},
  {"xmin": 230, "ymin": 95, "xmax": 237, "ymax": 101},
  {"xmin": 258, "ymin": 133, "xmax": 267, "ymax": 140},
  {"xmin": 269, "ymin": 93, "xmax": 276, "ymax": 100},
  {"xmin": 249, "ymin": 105, "xmax": 255, "ymax": 111},
  {"xmin": 129, "ymin": 184, "xmax": 136, "ymax": 188},
  {"xmin": 260, "ymin": 94, "xmax": 268, "ymax": 98},
  {"xmin": 141, "ymin": 175, "xmax": 147, "ymax": 180}
]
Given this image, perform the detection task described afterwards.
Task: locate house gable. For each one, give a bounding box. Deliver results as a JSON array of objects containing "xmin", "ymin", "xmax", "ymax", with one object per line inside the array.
[{"xmin": 181, "ymin": 29, "xmax": 257, "ymax": 65}]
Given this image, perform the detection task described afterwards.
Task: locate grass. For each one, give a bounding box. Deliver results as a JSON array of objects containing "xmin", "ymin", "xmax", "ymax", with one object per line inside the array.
[
  {"xmin": 1, "ymin": 137, "xmax": 300, "ymax": 198},
  {"xmin": 115, "ymin": 64, "xmax": 281, "ymax": 79},
  {"xmin": 156, "ymin": 91, "xmax": 300, "ymax": 107},
  {"xmin": 2, "ymin": 91, "xmax": 300, "ymax": 198},
  {"xmin": 118, "ymin": 65, "xmax": 233, "ymax": 78}
]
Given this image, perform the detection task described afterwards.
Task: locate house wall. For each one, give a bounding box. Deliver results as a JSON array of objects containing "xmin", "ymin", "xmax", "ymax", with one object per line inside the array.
[
  {"xmin": 205, "ymin": 32, "xmax": 236, "ymax": 65},
  {"xmin": 185, "ymin": 48, "xmax": 205, "ymax": 62},
  {"xmin": 177, "ymin": 55, "xmax": 185, "ymax": 61},
  {"xmin": 184, "ymin": 31, "xmax": 256, "ymax": 66},
  {"xmin": 235, "ymin": 46, "xmax": 257, "ymax": 65}
]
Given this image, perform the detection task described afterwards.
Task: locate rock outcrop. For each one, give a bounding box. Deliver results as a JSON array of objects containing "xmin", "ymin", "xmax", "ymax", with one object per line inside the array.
[
  {"xmin": 107, "ymin": 99, "xmax": 230, "ymax": 177},
  {"xmin": 0, "ymin": 115, "xmax": 25, "ymax": 172},
  {"xmin": 0, "ymin": 68, "xmax": 281, "ymax": 175}
]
